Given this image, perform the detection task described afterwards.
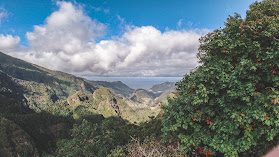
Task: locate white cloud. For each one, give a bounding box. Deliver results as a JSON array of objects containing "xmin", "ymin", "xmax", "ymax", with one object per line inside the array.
[
  {"xmin": 26, "ymin": 1, "xmax": 106, "ymax": 54},
  {"xmin": 3, "ymin": 1, "xmax": 208, "ymax": 77},
  {"xmin": 0, "ymin": 34, "xmax": 20, "ymax": 52}
]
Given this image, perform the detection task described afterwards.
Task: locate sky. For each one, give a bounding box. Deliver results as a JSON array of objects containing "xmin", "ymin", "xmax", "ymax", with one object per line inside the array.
[{"xmin": 0, "ymin": 0, "xmax": 259, "ymax": 77}]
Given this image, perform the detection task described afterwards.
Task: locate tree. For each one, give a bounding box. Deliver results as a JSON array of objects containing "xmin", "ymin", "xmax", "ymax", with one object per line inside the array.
[
  {"xmin": 57, "ymin": 118, "xmax": 130, "ymax": 157},
  {"xmin": 162, "ymin": 0, "xmax": 279, "ymax": 156}
]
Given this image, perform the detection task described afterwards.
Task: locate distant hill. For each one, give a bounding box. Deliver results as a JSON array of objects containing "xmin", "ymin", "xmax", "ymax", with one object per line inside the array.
[
  {"xmin": 149, "ymin": 82, "xmax": 176, "ymax": 93},
  {"xmin": 155, "ymin": 90, "xmax": 176, "ymax": 105},
  {"xmin": 93, "ymin": 80, "xmax": 135, "ymax": 98},
  {"xmin": 128, "ymin": 88, "xmax": 165, "ymax": 121},
  {"xmin": 130, "ymin": 89, "xmax": 155, "ymax": 102}
]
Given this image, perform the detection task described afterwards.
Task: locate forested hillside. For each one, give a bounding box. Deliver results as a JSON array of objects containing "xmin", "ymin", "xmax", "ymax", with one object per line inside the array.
[{"xmin": 0, "ymin": 52, "xmax": 97, "ymax": 111}]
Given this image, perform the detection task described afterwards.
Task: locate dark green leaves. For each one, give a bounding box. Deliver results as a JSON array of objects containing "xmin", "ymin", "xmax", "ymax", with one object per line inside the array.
[{"xmin": 162, "ymin": 0, "xmax": 279, "ymax": 156}]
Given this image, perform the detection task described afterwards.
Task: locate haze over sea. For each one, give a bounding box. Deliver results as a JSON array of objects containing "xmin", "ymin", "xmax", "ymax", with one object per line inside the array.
[{"xmin": 87, "ymin": 77, "xmax": 183, "ymax": 89}]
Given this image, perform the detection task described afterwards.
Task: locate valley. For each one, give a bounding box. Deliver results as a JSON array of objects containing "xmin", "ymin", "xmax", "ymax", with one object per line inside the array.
[
  {"xmin": 0, "ymin": 52, "xmax": 176, "ymax": 121},
  {"xmin": 0, "ymin": 51, "xmax": 176, "ymax": 156}
]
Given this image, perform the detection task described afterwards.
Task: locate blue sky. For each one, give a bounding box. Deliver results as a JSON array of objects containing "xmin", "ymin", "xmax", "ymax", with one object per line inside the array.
[{"xmin": 0, "ymin": 0, "xmax": 259, "ymax": 77}]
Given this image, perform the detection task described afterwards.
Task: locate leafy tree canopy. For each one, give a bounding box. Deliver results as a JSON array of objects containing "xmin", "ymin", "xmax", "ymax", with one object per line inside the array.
[{"xmin": 162, "ymin": 0, "xmax": 279, "ymax": 156}]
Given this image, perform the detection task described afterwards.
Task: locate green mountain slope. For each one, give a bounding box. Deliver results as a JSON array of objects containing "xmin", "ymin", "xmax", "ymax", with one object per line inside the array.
[
  {"xmin": 0, "ymin": 52, "xmax": 134, "ymax": 112},
  {"xmin": 155, "ymin": 90, "xmax": 176, "ymax": 105},
  {"xmin": 93, "ymin": 87, "xmax": 138, "ymax": 121},
  {"xmin": 0, "ymin": 70, "xmax": 32, "ymax": 114},
  {"xmin": 0, "ymin": 52, "xmax": 173, "ymax": 123},
  {"xmin": 0, "ymin": 52, "xmax": 98, "ymax": 111},
  {"xmin": 130, "ymin": 89, "xmax": 155, "ymax": 104},
  {"xmin": 93, "ymin": 81, "xmax": 135, "ymax": 98},
  {"xmin": 150, "ymin": 82, "xmax": 175, "ymax": 93},
  {"xmin": 46, "ymin": 88, "xmax": 140, "ymax": 122}
]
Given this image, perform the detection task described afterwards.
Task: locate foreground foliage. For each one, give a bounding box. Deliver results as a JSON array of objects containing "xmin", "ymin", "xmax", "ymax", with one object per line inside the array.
[
  {"xmin": 0, "ymin": 116, "xmax": 39, "ymax": 157},
  {"xmin": 57, "ymin": 118, "xmax": 130, "ymax": 157},
  {"xmin": 162, "ymin": 0, "xmax": 279, "ymax": 156},
  {"xmin": 56, "ymin": 116, "xmax": 165, "ymax": 157}
]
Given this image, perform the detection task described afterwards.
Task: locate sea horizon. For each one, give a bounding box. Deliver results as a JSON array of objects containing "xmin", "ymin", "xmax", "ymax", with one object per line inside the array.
[{"xmin": 85, "ymin": 77, "xmax": 183, "ymax": 89}]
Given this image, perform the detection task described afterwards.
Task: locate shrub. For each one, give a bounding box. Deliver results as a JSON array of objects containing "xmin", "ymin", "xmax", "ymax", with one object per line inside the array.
[
  {"xmin": 126, "ymin": 137, "xmax": 186, "ymax": 157},
  {"xmin": 162, "ymin": 0, "xmax": 279, "ymax": 156}
]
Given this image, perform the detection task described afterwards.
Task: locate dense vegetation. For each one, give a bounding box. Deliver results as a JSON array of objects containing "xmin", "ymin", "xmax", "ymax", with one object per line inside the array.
[{"xmin": 163, "ymin": 0, "xmax": 279, "ymax": 156}]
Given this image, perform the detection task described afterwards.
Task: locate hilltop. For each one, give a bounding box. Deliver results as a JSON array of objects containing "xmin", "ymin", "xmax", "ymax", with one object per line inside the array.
[{"xmin": 150, "ymin": 82, "xmax": 176, "ymax": 93}]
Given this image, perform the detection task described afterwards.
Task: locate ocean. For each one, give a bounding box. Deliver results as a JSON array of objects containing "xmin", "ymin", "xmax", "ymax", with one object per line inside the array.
[{"xmin": 86, "ymin": 77, "xmax": 183, "ymax": 89}]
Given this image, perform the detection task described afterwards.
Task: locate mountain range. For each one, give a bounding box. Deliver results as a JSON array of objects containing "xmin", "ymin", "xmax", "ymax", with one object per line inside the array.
[
  {"xmin": 0, "ymin": 51, "xmax": 175, "ymax": 119},
  {"xmin": 0, "ymin": 51, "xmax": 177, "ymax": 156}
]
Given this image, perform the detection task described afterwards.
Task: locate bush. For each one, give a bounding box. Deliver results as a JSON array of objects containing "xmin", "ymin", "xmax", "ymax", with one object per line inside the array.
[
  {"xmin": 126, "ymin": 137, "xmax": 186, "ymax": 157},
  {"xmin": 162, "ymin": 0, "xmax": 279, "ymax": 156}
]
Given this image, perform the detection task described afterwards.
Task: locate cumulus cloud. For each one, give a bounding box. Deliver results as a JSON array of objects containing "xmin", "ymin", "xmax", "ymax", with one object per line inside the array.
[
  {"xmin": 26, "ymin": 1, "xmax": 106, "ymax": 54},
  {"xmin": 3, "ymin": 1, "xmax": 208, "ymax": 77},
  {"xmin": 24, "ymin": 25, "xmax": 206, "ymax": 76},
  {"xmin": 104, "ymin": 26, "xmax": 206, "ymax": 76},
  {"xmin": 0, "ymin": 34, "xmax": 20, "ymax": 52}
]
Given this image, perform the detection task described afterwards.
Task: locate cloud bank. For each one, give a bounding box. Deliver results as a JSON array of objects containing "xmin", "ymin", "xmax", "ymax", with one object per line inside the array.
[{"xmin": 0, "ymin": 1, "xmax": 208, "ymax": 77}]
